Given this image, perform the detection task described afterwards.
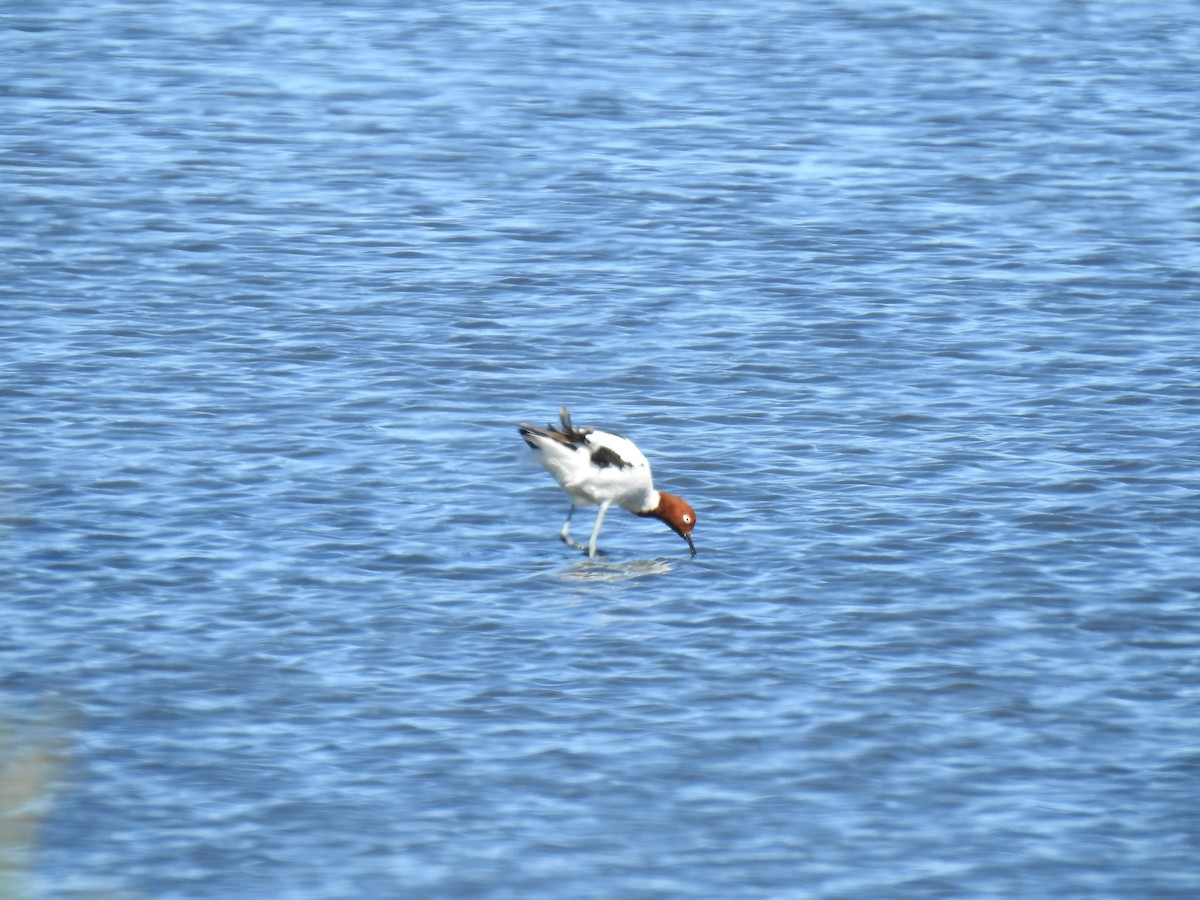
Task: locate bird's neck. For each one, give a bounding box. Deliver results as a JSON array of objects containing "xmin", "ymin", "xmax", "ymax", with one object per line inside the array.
[{"xmin": 635, "ymin": 490, "xmax": 663, "ymax": 517}]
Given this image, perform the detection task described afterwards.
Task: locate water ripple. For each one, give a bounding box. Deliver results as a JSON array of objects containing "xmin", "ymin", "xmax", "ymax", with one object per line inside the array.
[{"xmin": 3, "ymin": 0, "xmax": 1199, "ymax": 897}]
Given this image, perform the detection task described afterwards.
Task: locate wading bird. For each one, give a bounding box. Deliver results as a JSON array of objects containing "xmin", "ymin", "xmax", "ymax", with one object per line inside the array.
[{"xmin": 518, "ymin": 407, "xmax": 697, "ymax": 558}]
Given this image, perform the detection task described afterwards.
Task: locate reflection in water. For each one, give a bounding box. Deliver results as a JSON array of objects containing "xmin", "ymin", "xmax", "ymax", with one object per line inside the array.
[
  {"xmin": 558, "ymin": 557, "xmax": 677, "ymax": 583},
  {"xmin": 0, "ymin": 704, "xmax": 73, "ymax": 900}
]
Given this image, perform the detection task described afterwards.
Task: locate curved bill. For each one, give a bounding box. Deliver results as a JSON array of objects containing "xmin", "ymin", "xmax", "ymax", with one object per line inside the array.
[{"xmin": 683, "ymin": 533, "xmax": 696, "ymax": 558}]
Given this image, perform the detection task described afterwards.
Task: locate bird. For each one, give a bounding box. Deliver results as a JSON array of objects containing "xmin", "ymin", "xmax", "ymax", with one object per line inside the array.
[{"xmin": 518, "ymin": 406, "xmax": 696, "ymax": 559}]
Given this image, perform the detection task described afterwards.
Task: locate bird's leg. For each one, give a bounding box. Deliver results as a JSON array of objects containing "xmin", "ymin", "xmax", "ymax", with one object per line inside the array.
[
  {"xmin": 586, "ymin": 500, "xmax": 611, "ymax": 558},
  {"xmin": 560, "ymin": 505, "xmax": 587, "ymax": 551}
]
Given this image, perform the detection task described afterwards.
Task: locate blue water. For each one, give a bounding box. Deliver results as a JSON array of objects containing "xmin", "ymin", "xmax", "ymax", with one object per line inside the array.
[{"xmin": 3, "ymin": 1, "xmax": 1199, "ymax": 896}]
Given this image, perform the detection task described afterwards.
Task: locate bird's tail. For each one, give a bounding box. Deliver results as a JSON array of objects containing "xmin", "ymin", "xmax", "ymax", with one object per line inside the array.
[{"xmin": 518, "ymin": 406, "xmax": 589, "ymax": 450}]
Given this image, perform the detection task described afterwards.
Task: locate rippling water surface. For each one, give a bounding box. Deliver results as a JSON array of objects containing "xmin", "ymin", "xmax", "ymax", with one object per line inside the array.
[{"xmin": 3, "ymin": 2, "xmax": 1199, "ymax": 896}]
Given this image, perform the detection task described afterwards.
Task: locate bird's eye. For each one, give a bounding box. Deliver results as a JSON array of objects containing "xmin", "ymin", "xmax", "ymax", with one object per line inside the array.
[{"xmin": 682, "ymin": 515, "xmax": 692, "ymax": 524}]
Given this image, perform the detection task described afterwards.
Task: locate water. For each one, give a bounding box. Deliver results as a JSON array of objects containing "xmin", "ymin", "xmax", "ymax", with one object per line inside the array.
[{"xmin": 3, "ymin": 1, "xmax": 1199, "ymax": 896}]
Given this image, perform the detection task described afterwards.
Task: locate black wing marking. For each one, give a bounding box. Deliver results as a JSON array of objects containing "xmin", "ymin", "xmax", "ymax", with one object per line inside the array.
[
  {"xmin": 589, "ymin": 443, "xmax": 633, "ymax": 469},
  {"xmin": 559, "ymin": 406, "xmax": 594, "ymax": 444}
]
